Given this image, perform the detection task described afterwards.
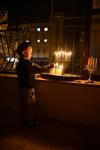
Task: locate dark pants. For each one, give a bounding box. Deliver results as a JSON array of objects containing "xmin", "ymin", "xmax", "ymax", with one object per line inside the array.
[{"xmin": 20, "ymin": 87, "xmax": 37, "ymax": 126}]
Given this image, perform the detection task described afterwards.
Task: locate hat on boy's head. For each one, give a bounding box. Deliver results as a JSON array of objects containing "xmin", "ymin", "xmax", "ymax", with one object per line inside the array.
[{"xmin": 17, "ymin": 41, "xmax": 31, "ymax": 56}]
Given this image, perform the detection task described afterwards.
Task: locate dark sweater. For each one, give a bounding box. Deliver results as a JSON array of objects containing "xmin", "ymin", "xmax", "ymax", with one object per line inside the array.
[{"xmin": 16, "ymin": 58, "xmax": 53, "ymax": 88}]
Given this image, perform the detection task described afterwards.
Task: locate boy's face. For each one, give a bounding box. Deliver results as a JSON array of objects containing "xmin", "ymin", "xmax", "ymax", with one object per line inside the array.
[{"xmin": 23, "ymin": 46, "xmax": 33, "ymax": 59}]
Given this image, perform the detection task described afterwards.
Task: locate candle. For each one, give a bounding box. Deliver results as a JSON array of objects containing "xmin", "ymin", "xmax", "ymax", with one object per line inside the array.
[
  {"xmin": 88, "ymin": 57, "xmax": 91, "ymax": 67},
  {"xmin": 95, "ymin": 58, "xmax": 97, "ymax": 69},
  {"xmin": 87, "ymin": 57, "xmax": 98, "ymax": 70}
]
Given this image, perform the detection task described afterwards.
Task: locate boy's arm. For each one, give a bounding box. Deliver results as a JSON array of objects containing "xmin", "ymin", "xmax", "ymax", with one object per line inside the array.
[{"xmin": 32, "ymin": 63, "xmax": 54, "ymax": 73}]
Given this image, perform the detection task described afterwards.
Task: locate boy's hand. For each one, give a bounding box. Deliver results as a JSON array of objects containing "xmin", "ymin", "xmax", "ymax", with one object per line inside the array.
[{"xmin": 50, "ymin": 63, "xmax": 54, "ymax": 68}]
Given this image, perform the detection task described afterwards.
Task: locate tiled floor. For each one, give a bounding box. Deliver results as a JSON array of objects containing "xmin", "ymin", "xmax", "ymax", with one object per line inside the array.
[{"xmin": 0, "ymin": 108, "xmax": 100, "ymax": 150}]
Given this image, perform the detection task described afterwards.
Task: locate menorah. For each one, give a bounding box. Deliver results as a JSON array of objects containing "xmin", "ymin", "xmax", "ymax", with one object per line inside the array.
[
  {"xmin": 86, "ymin": 57, "xmax": 97, "ymax": 83},
  {"xmin": 50, "ymin": 51, "xmax": 72, "ymax": 76}
]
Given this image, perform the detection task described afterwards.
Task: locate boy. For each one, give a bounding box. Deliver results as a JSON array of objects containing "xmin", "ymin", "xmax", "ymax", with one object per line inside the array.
[{"xmin": 16, "ymin": 41, "xmax": 54, "ymax": 127}]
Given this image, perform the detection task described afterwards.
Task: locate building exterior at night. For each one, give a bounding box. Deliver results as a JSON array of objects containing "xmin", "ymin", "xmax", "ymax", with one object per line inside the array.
[
  {"xmin": 0, "ymin": 0, "xmax": 100, "ymax": 74},
  {"xmin": 0, "ymin": 13, "xmax": 86, "ymax": 74}
]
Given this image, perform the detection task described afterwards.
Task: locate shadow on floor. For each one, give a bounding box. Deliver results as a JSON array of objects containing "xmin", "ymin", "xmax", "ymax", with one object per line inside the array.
[{"xmin": 0, "ymin": 107, "xmax": 100, "ymax": 150}]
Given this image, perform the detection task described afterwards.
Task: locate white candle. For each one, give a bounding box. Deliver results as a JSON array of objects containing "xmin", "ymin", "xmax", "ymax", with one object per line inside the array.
[{"xmin": 95, "ymin": 58, "xmax": 97, "ymax": 69}]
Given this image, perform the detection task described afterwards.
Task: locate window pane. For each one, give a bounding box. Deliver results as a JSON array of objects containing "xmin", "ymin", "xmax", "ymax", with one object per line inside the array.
[
  {"xmin": 90, "ymin": 15, "xmax": 100, "ymax": 57},
  {"xmin": 92, "ymin": 0, "xmax": 100, "ymax": 9},
  {"xmin": 90, "ymin": 15, "xmax": 100, "ymax": 73}
]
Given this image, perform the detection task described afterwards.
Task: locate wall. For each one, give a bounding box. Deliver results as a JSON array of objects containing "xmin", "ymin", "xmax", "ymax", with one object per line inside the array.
[
  {"xmin": 36, "ymin": 79, "xmax": 100, "ymax": 126},
  {"xmin": 0, "ymin": 76, "xmax": 21, "ymax": 110},
  {"xmin": 0, "ymin": 76, "xmax": 100, "ymax": 126}
]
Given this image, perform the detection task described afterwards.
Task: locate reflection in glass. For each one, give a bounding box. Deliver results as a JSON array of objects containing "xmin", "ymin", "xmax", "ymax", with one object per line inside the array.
[{"xmin": 92, "ymin": 0, "xmax": 100, "ymax": 9}]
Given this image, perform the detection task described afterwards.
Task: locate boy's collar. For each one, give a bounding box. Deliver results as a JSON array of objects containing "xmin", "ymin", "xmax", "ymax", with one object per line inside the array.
[{"xmin": 23, "ymin": 56, "xmax": 30, "ymax": 60}]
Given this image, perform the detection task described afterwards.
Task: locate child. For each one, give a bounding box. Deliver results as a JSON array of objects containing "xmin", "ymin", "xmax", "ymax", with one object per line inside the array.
[{"xmin": 16, "ymin": 41, "xmax": 54, "ymax": 127}]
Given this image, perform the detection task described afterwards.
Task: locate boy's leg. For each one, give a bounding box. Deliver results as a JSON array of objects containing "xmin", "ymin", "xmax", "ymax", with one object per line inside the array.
[{"xmin": 24, "ymin": 88, "xmax": 39, "ymax": 127}]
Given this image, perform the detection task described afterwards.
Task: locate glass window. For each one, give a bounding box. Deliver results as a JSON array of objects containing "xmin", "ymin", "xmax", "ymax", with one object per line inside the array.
[
  {"xmin": 44, "ymin": 39, "xmax": 48, "ymax": 42},
  {"xmin": 44, "ymin": 27, "xmax": 48, "ymax": 31},
  {"xmin": 90, "ymin": 15, "xmax": 100, "ymax": 56},
  {"xmin": 37, "ymin": 39, "xmax": 40, "ymax": 43},
  {"xmin": 89, "ymin": 15, "xmax": 100, "ymax": 73},
  {"xmin": 92, "ymin": 0, "xmax": 100, "ymax": 9},
  {"xmin": 36, "ymin": 27, "xmax": 41, "ymax": 32}
]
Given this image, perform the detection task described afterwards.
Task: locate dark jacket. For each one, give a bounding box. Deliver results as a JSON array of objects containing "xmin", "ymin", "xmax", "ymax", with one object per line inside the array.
[{"xmin": 16, "ymin": 57, "xmax": 53, "ymax": 88}]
